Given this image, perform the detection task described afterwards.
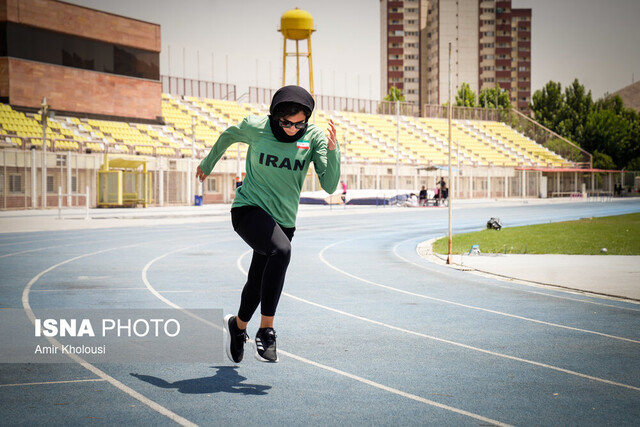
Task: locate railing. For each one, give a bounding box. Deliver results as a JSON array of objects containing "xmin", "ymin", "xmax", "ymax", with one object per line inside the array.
[
  {"xmin": 0, "ymin": 135, "xmax": 207, "ymax": 158},
  {"xmin": 586, "ymin": 190, "xmax": 614, "ymax": 202},
  {"xmin": 58, "ymin": 185, "xmax": 90, "ymax": 220},
  {"xmin": 248, "ymin": 86, "xmax": 418, "ymax": 117},
  {"xmin": 508, "ymin": 108, "xmax": 592, "ymax": 169},
  {"xmin": 317, "ymin": 94, "xmax": 379, "ymax": 115},
  {"xmin": 160, "ymin": 81, "xmax": 420, "ymax": 116},
  {"xmin": 248, "ymin": 87, "xmax": 276, "ymax": 106},
  {"xmin": 422, "ymin": 104, "xmax": 510, "ymax": 122},
  {"xmin": 421, "ymin": 105, "xmax": 593, "ymax": 168},
  {"xmin": 161, "ymin": 76, "xmax": 236, "ymax": 100}
]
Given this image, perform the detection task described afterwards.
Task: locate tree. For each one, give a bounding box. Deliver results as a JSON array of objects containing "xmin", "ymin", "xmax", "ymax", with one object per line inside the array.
[
  {"xmin": 531, "ymin": 80, "xmax": 640, "ymax": 169},
  {"xmin": 627, "ymin": 115, "xmax": 640, "ymax": 166},
  {"xmin": 600, "ymin": 96, "xmax": 640, "ymax": 166},
  {"xmin": 384, "ymin": 86, "xmax": 405, "ymax": 102},
  {"xmin": 583, "ymin": 109, "xmax": 630, "ymax": 168},
  {"xmin": 627, "ymin": 157, "xmax": 640, "ymax": 172},
  {"xmin": 584, "ymin": 94, "xmax": 640, "ymax": 169},
  {"xmin": 478, "ymin": 85, "xmax": 510, "ymax": 109},
  {"xmin": 455, "ymin": 83, "xmax": 476, "ymax": 107},
  {"xmin": 531, "ymin": 79, "xmax": 593, "ymax": 141},
  {"xmin": 558, "ymin": 79, "xmax": 594, "ymax": 142},
  {"xmin": 530, "ymin": 81, "xmax": 564, "ymax": 131},
  {"xmin": 597, "ymin": 93, "xmax": 625, "ymax": 115},
  {"xmin": 592, "ymin": 151, "xmax": 616, "ymax": 170}
]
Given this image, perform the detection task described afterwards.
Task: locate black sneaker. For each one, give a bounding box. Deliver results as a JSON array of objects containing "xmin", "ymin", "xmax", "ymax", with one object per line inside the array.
[
  {"xmin": 224, "ymin": 314, "xmax": 248, "ymax": 363},
  {"xmin": 254, "ymin": 328, "xmax": 278, "ymax": 362}
]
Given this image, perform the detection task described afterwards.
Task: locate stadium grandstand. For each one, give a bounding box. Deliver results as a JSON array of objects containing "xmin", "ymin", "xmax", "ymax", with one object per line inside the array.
[
  {"xmin": 2, "ymin": 92, "xmax": 622, "ymax": 209},
  {"xmin": 0, "ymin": 0, "xmax": 627, "ymax": 210}
]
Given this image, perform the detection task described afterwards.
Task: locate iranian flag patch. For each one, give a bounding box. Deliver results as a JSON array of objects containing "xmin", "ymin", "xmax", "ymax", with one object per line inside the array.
[{"xmin": 297, "ymin": 140, "xmax": 310, "ymax": 150}]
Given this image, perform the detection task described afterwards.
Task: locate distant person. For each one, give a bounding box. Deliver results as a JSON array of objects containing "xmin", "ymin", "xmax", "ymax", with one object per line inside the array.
[
  {"xmin": 341, "ymin": 180, "xmax": 347, "ymax": 203},
  {"xmin": 196, "ymin": 85, "xmax": 340, "ymax": 363},
  {"xmin": 436, "ymin": 177, "xmax": 447, "ymax": 206},
  {"xmin": 403, "ymin": 193, "xmax": 418, "ymax": 207},
  {"xmin": 441, "ymin": 183, "xmax": 449, "ymax": 205},
  {"xmin": 419, "ymin": 186, "xmax": 427, "ymax": 206}
]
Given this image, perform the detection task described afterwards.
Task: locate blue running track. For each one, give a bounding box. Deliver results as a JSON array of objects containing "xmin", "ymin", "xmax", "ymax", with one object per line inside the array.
[{"xmin": 1, "ymin": 200, "xmax": 639, "ymax": 426}]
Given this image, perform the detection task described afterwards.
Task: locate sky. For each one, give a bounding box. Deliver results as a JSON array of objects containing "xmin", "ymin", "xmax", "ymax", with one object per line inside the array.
[{"xmin": 64, "ymin": 0, "xmax": 640, "ymax": 102}]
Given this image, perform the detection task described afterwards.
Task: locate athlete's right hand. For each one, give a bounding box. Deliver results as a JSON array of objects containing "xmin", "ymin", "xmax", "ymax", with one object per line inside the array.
[{"xmin": 196, "ymin": 165, "xmax": 208, "ymax": 182}]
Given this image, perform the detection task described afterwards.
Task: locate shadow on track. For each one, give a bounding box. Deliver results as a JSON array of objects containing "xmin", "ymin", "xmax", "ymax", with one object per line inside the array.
[{"xmin": 130, "ymin": 366, "xmax": 271, "ymax": 395}]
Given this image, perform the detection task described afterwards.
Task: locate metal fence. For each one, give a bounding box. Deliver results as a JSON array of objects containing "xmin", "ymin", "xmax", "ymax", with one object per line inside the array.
[
  {"xmin": 248, "ymin": 86, "xmax": 418, "ymax": 116},
  {"xmin": 161, "ymin": 76, "xmax": 237, "ymax": 101},
  {"xmin": 2, "ymin": 146, "xmax": 636, "ymax": 210},
  {"xmin": 0, "ymin": 147, "xmax": 99, "ymax": 210}
]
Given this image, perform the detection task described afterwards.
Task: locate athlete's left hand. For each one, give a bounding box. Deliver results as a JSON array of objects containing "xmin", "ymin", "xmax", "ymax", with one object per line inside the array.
[{"xmin": 326, "ymin": 119, "xmax": 337, "ymax": 151}]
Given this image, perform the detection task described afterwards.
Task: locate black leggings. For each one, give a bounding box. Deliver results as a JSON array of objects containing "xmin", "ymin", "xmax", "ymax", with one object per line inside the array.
[{"xmin": 231, "ymin": 206, "xmax": 295, "ymax": 322}]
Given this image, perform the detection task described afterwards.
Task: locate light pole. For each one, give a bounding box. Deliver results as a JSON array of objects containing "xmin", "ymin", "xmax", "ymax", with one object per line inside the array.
[
  {"xmin": 190, "ymin": 116, "xmax": 195, "ymax": 205},
  {"xmin": 39, "ymin": 97, "xmax": 49, "ymax": 208},
  {"xmin": 395, "ymin": 99, "xmax": 400, "ymax": 201},
  {"xmin": 447, "ymin": 43, "xmax": 453, "ymax": 264},
  {"xmin": 343, "ymin": 130, "xmax": 347, "ymax": 210}
]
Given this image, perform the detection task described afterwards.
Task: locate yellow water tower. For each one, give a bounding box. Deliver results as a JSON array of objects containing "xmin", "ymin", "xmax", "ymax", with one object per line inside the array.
[{"xmin": 279, "ymin": 8, "xmax": 315, "ymax": 95}]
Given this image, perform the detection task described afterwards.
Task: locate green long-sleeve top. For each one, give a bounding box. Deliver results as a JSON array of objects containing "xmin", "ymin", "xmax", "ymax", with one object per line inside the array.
[{"xmin": 199, "ymin": 115, "xmax": 341, "ymax": 228}]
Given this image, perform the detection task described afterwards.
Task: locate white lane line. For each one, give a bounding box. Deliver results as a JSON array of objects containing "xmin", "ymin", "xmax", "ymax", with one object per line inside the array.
[
  {"xmin": 246, "ymin": 249, "xmax": 639, "ymax": 393},
  {"xmin": 158, "ymin": 290, "xmax": 240, "ymax": 294},
  {"xmin": 277, "ymin": 348, "xmax": 513, "ymax": 427},
  {"xmin": 391, "ymin": 237, "xmax": 640, "ymax": 312},
  {"xmin": 22, "ymin": 243, "xmax": 198, "ymax": 427},
  {"xmin": 0, "ymin": 379, "xmax": 106, "ymax": 387},
  {"xmin": 0, "ymin": 227, "xmax": 207, "ymax": 258},
  {"xmin": 0, "ymin": 226, "xmax": 174, "ymax": 248},
  {"xmin": 0, "ymin": 245, "xmax": 72, "ymax": 259},
  {"xmin": 30, "ymin": 288, "xmax": 148, "ymax": 292},
  {"xmin": 282, "ymin": 292, "xmax": 640, "ymax": 393},
  {"xmin": 233, "ymin": 250, "xmax": 513, "ymax": 426},
  {"xmin": 320, "ymin": 240, "xmax": 640, "ymax": 345},
  {"xmin": 0, "ymin": 236, "xmax": 79, "ymax": 248},
  {"xmin": 140, "ymin": 241, "xmax": 237, "ymax": 332}
]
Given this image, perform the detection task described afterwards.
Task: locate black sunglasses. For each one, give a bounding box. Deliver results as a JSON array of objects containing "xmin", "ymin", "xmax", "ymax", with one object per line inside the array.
[{"xmin": 279, "ymin": 119, "xmax": 308, "ymax": 130}]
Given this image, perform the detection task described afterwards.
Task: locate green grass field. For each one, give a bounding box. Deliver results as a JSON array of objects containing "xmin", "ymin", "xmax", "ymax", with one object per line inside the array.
[{"xmin": 432, "ymin": 213, "xmax": 640, "ymax": 256}]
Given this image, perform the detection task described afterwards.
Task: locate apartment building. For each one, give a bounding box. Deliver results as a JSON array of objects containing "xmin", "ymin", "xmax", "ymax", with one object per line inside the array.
[
  {"xmin": 380, "ymin": 0, "xmax": 426, "ymax": 107},
  {"xmin": 380, "ymin": 0, "xmax": 531, "ymax": 112}
]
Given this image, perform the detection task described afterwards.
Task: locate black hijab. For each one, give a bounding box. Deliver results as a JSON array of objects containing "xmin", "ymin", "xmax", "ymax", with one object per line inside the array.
[{"xmin": 268, "ymin": 86, "xmax": 315, "ymax": 142}]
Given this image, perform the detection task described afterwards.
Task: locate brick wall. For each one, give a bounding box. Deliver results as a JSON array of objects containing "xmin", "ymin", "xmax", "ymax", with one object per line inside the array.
[
  {"xmin": 8, "ymin": 58, "xmax": 162, "ymax": 120},
  {"xmin": 3, "ymin": 0, "xmax": 160, "ymax": 52},
  {"xmin": 0, "ymin": 58, "xmax": 8, "ymax": 99}
]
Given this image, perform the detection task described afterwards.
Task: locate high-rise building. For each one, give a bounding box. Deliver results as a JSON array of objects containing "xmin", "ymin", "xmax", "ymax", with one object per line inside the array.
[
  {"xmin": 380, "ymin": 0, "xmax": 426, "ymax": 107},
  {"xmin": 508, "ymin": 6, "xmax": 532, "ymax": 111},
  {"xmin": 380, "ymin": 0, "xmax": 531, "ymax": 112}
]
